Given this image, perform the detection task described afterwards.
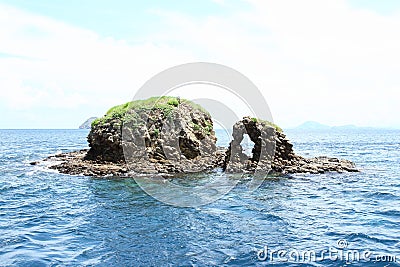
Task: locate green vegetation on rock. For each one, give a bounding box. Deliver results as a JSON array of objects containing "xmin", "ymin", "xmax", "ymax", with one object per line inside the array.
[
  {"xmin": 153, "ymin": 128, "xmax": 160, "ymax": 137},
  {"xmin": 92, "ymin": 96, "xmax": 211, "ymax": 127},
  {"xmin": 167, "ymin": 98, "xmax": 179, "ymax": 107},
  {"xmin": 189, "ymin": 120, "xmax": 214, "ymax": 136},
  {"xmin": 204, "ymin": 121, "xmax": 213, "ymax": 135},
  {"xmin": 250, "ymin": 117, "xmax": 283, "ymax": 133},
  {"xmin": 192, "ymin": 123, "xmax": 201, "ymax": 131}
]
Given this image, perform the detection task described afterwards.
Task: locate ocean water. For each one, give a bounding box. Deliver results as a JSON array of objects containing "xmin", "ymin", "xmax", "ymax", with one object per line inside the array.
[{"xmin": 0, "ymin": 129, "xmax": 399, "ymax": 266}]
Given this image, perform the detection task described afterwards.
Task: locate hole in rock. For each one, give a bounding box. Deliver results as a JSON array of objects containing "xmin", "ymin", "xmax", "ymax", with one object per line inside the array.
[{"xmin": 240, "ymin": 134, "xmax": 255, "ymax": 158}]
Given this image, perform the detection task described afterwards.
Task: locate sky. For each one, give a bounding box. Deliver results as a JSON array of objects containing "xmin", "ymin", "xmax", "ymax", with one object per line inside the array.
[{"xmin": 0, "ymin": 0, "xmax": 400, "ymax": 129}]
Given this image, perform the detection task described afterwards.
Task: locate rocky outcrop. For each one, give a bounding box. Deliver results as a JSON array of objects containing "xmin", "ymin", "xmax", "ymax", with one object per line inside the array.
[
  {"xmin": 43, "ymin": 98, "xmax": 358, "ymax": 176},
  {"xmin": 84, "ymin": 120, "xmax": 124, "ymax": 162},
  {"xmin": 223, "ymin": 117, "xmax": 358, "ymax": 174},
  {"xmin": 83, "ymin": 97, "xmax": 220, "ymax": 173},
  {"xmin": 47, "ymin": 150, "xmax": 128, "ymax": 176},
  {"xmin": 223, "ymin": 117, "xmax": 277, "ymax": 172},
  {"xmin": 79, "ymin": 117, "xmax": 97, "ymax": 129},
  {"xmin": 44, "ymin": 148, "xmax": 225, "ymax": 177}
]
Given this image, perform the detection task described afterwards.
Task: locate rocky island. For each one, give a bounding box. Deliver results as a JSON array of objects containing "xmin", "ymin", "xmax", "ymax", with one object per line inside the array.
[{"xmin": 42, "ymin": 96, "xmax": 358, "ymax": 176}]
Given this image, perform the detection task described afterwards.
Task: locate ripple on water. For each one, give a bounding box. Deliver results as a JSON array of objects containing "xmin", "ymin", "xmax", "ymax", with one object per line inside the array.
[{"xmin": 0, "ymin": 129, "xmax": 400, "ymax": 266}]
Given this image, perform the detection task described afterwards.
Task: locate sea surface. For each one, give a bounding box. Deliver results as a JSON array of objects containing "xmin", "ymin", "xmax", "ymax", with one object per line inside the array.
[{"xmin": 0, "ymin": 128, "xmax": 399, "ymax": 266}]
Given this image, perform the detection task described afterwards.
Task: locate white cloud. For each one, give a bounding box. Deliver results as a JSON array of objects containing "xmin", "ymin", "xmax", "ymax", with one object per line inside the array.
[
  {"xmin": 147, "ymin": 0, "xmax": 400, "ymax": 128},
  {"xmin": 0, "ymin": 1, "xmax": 399, "ymax": 128},
  {"xmin": 0, "ymin": 4, "xmax": 195, "ymax": 127}
]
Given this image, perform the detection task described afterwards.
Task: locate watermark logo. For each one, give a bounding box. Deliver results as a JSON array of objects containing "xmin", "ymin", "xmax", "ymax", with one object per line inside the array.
[
  {"xmin": 257, "ymin": 239, "xmax": 399, "ymax": 264},
  {"xmin": 337, "ymin": 239, "xmax": 348, "ymax": 249},
  {"xmin": 121, "ymin": 62, "xmax": 275, "ymax": 207}
]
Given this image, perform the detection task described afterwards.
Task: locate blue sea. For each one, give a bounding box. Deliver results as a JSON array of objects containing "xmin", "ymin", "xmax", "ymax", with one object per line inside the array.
[{"xmin": 0, "ymin": 129, "xmax": 399, "ymax": 266}]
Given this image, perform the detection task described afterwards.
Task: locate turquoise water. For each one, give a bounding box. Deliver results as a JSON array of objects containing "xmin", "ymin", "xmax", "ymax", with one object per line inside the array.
[{"xmin": 0, "ymin": 129, "xmax": 399, "ymax": 266}]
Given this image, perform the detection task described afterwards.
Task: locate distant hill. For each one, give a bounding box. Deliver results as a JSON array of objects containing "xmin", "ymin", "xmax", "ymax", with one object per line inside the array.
[
  {"xmin": 294, "ymin": 121, "xmax": 330, "ymax": 130},
  {"xmin": 331, "ymin": 124, "xmax": 358, "ymax": 130},
  {"xmin": 79, "ymin": 117, "xmax": 97, "ymax": 129},
  {"xmin": 292, "ymin": 121, "xmax": 379, "ymax": 130}
]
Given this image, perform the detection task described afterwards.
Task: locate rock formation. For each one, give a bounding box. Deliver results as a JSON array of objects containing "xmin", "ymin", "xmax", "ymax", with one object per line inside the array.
[
  {"xmin": 223, "ymin": 117, "xmax": 358, "ymax": 174},
  {"xmin": 223, "ymin": 117, "xmax": 277, "ymax": 173},
  {"xmin": 82, "ymin": 97, "xmax": 221, "ymax": 174},
  {"xmin": 43, "ymin": 97, "xmax": 358, "ymax": 176}
]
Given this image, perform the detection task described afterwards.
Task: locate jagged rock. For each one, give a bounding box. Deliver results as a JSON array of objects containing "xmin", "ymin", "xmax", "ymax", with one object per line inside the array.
[
  {"xmin": 223, "ymin": 117, "xmax": 276, "ymax": 173},
  {"xmin": 43, "ymin": 99, "xmax": 358, "ymax": 176},
  {"xmin": 82, "ymin": 97, "xmax": 220, "ymax": 173},
  {"xmin": 222, "ymin": 116, "xmax": 358, "ymax": 174}
]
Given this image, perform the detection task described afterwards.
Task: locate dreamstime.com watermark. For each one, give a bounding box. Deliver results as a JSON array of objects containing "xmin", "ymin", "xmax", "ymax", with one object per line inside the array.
[{"xmin": 257, "ymin": 239, "xmax": 399, "ymax": 263}]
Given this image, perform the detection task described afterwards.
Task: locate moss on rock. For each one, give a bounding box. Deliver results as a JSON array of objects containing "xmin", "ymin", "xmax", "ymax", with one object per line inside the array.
[
  {"xmin": 92, "ymin": 96, "xmax": 210, "ymax": 128},
  {"xmin": 250, "ymin": 117, "xmax": 283, "ymax": 133}
]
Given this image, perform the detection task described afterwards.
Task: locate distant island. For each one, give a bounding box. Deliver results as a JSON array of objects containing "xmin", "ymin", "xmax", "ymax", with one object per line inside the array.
[
  {"xmin": 36, "ymin": 97, "xmax": 358, "ymax": 176},
  {"xmin": 79, "ymin": 117, "xmax": 97, "ymax": 129},
  {"xmin": 292, "ymin": 121, "xmax": 377, "ymax": 130}
]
